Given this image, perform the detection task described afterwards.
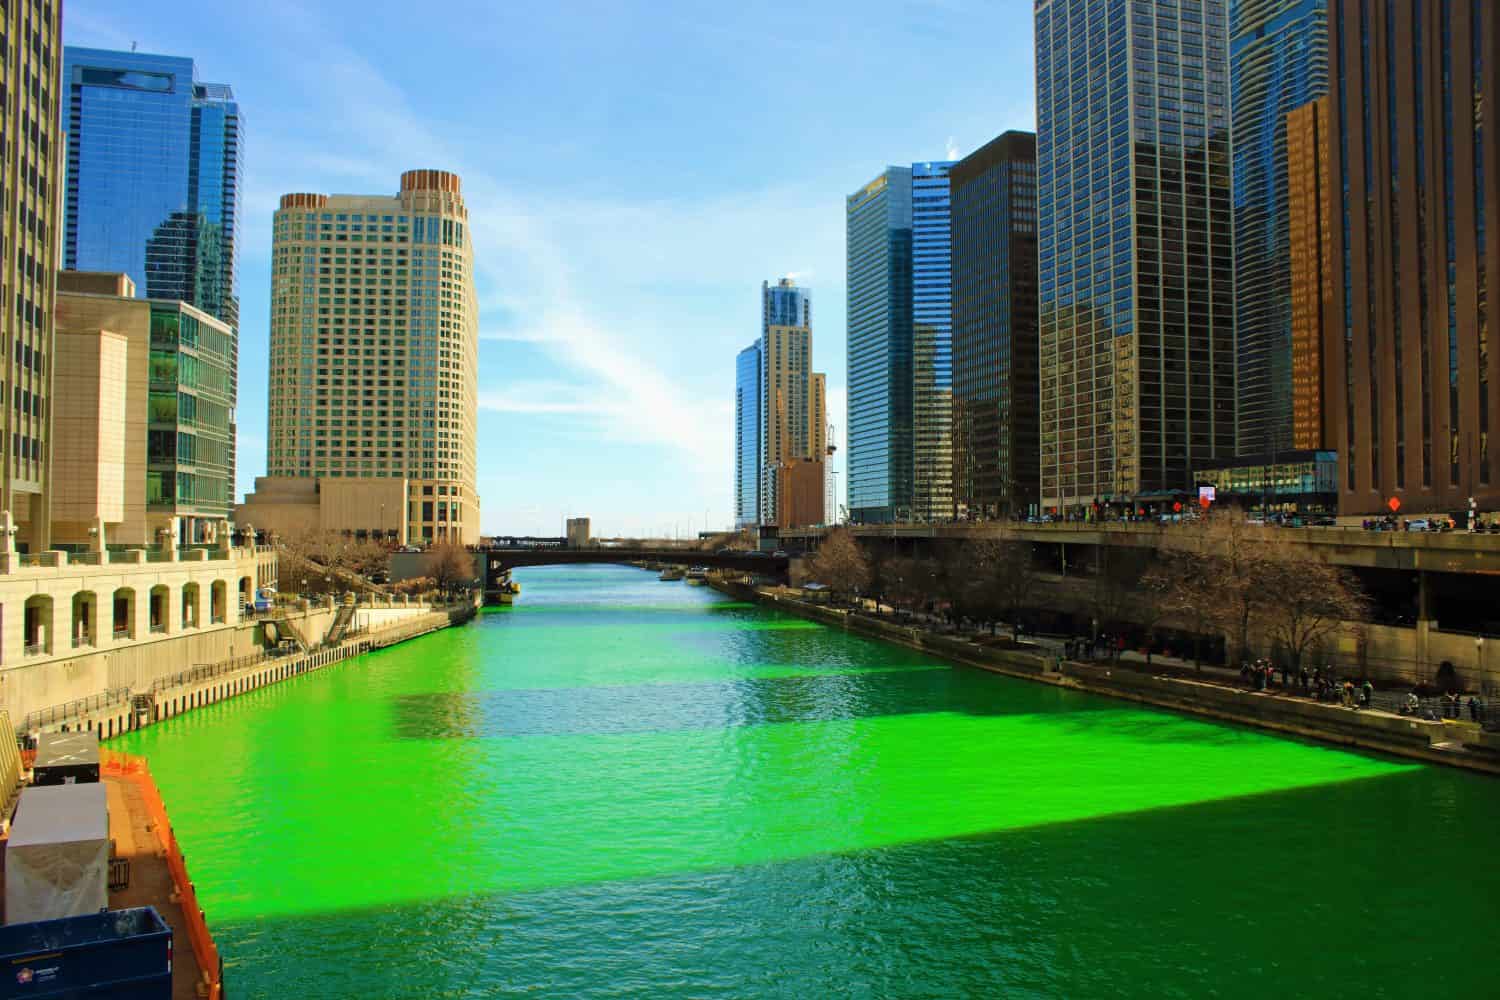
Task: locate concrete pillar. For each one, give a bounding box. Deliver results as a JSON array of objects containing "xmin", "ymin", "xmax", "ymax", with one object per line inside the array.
[{"xmin": 89, "ymin": 517, "xmax": 106, "ymax": 554}]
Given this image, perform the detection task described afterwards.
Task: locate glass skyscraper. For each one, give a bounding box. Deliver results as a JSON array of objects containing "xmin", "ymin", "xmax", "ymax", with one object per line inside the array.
[
  {"xmin": 1231, "ymin": 0, "xmax": 1329, "ymax": 456},
  {"xmin": 911, "ymin": 161, "xmax": 955, "ymax": 523},
  {"xmin": 62, "ymin": 49, "xmax": 244, "ymax": 330},
  {"xmin": 735, "ymin": 341, "xmax": 762, "ymax": 527},
  {"xmin": 846, "ymin": 168, "xmax": 913, "ymax": 524},
  {"xmin": 1035, "ymin": 0, "xmax": 1236, "ymax": 512},
  {"xmin": 951, "ymin": 131, "xmax": 1040, "ymax": 520}
]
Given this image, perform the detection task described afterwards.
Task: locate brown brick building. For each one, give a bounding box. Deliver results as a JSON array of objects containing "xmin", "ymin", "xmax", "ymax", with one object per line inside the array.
[
  {"xmin": 1325, "ymin": 0, "xmax": 1498, "ymax": 516},
  {"xmin": 1288, "ymin": 97, "xmax": 1334, "ymax": 452}
]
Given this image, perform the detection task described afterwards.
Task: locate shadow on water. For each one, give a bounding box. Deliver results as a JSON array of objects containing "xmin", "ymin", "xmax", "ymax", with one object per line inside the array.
[
  {"xmin": 389, "ymin": 665, "xmax": 1115, "ymax": 740},
  {"xmin": 213, "ymin": 766, "xmax": 1496, "ymax": 1000}
]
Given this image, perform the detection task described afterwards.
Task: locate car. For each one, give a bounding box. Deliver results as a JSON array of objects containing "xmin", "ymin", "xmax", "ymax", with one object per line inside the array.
[
  {"xmin": 771, "ymin": 549, "xmax": 788, "ymax": 558},
  {"xmin": 1406, "ymin": 519, "xmax": 1432, "ymax": 531}
]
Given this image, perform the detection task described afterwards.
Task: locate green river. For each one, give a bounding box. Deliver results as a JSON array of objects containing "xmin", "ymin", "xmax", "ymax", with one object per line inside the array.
[{"xmin": 114, "ymin": 564, "xmax": 1499, "ymax": 998}]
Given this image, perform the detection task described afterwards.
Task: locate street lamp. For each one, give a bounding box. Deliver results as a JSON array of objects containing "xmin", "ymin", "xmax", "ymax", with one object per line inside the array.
[{"xmin": 1477, "ymin": 637, "xmax": 1487, "ymax": 698}]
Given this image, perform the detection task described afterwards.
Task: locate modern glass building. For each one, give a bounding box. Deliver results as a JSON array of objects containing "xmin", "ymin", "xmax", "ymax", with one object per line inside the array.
[
  {"xmin": 62, "ymin": 49, "xmax": 244, "ymax": 330},
  {"xmin": 846, "ymin": 168, "xmax": 913, "ymax": 524},
  {"xmin": 762, "ymin": 277, "xmax": 811, "ymax": 333},
  {"xmin": 911, "ymin": 161, "xmax": 955, "ymax": 523},
  {"xmin": 1231, "ymin": 0, "xmax": 1329, "ymax": 456},
  {"xmin": 1324, "ymin": 1, "xmax": 1498, "ymax": 516},
  {"xmin": 1035, "ymin": 0, "xmax": 1236, "ymax": 512},
  {"xmin": 148, "ymin": 302, "xmax": 238, "ymax": 535},
  {"xmin": 735, "ymin": 341, "xmax": 761, "ymax": 527},
  {"xmin": 951, "ymin": 131, "xmax": 1039, "ymax": 520}
]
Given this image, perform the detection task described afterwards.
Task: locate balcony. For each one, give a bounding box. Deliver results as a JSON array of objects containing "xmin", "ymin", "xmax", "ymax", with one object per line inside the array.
[
  {"xmin": 149, "ymin": 623, "xmax": 166, "ymax": 634},
  {"xmin": 24, "ymin": 641, "xmax": 46, "ymax": 657},
  {"xmin": 113, "ymin": 626, "xmax": 132, "ymax": 640}
]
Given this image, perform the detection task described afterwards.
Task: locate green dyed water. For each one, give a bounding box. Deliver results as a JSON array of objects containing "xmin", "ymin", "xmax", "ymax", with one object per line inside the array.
[{"xmin": 115, "ymin": 565, "xmax": 1500, "ymax": 998}]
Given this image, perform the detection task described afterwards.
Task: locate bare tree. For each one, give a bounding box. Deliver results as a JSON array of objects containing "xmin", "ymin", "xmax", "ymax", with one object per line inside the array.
[
  {"xmin": 882, "ymin": 557, "xmax": 940, "ymax": 619},
  {"xmin": 1255, "ymin": 542, "xmax": 1369, "ymax": 672},
  {"xmin": 1177, "ymin": 511, "xmax": 1275, "ymax": 664},
  {"xmin": 428, "ymin": 542, "xmax": 476, "ymax": 596},
  {"xmin": 988, "ymin": 534, "xmax": 1038, "ymax": 638},
  {"xmin": 807, "ymin": 527, "xmax": 872, "ymax": 601}
]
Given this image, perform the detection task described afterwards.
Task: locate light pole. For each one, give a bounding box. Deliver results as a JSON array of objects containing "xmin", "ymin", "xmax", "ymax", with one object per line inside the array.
[{"xmin": 1477, "ymin": 637, "xmax": 1487, "ymax": 698}]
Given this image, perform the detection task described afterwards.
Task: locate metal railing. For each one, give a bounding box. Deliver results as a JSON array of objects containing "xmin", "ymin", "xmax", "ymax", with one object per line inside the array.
[
  {"xmin": 150, "ymin": 650, "xmax": 276, "ymax": 694},
  {"xmin": 23, "ymin": 641, "xmax": 45, "ymax": 656},
  {"xmin": 24, "ymin": 687, "xmax": 132, "ymax": 731}
]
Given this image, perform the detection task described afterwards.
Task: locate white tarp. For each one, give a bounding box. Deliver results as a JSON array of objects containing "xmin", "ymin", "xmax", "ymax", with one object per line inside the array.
[{"xmin": 5, "ymin": 784, "xmax": 109, "ymax": 925}]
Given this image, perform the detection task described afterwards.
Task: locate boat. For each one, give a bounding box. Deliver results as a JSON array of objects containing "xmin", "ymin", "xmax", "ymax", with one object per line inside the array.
[
  {"xmin": 659, "ymin": 567, "xmax": 684, "ymax": 581},
  {"xmin": 684, "ymin": 566, "xmax": 708, "ymax": 586}
]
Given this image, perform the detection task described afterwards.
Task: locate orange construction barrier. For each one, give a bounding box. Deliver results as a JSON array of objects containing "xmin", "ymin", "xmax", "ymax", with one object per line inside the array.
[{"xmin": 101, "ymin": 750, "xmax": 223, "ymax": 1000}]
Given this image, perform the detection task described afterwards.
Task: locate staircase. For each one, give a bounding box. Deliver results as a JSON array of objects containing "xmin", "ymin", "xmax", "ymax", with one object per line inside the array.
[
  {"xmin": 267, "ymin": 610, "xmax": 310, "ymax": 652},
  {"xmin": 325, "ymin": 596, "xmax": 357, "ymax": 647}
]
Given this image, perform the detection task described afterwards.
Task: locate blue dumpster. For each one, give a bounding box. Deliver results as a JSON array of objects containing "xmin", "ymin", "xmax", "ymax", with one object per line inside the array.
[{"xmin": 0, "ymin": 907, "xmax": 171, "ymax": 998}]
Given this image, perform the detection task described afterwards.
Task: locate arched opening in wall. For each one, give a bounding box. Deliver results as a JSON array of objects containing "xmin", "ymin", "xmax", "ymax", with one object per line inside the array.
[
  {"xmin": 239, "ymin": 575, "xmax": 254, "ymax": 615},
  {"xmin": 112, "ymin": 588, "xmax": 136, "ymax": 640},
  {"xmin": 181, "ymin": 583, "xmax": 200, "ymax": 629},
  {"xmin": 149, "ymin": 586, "xmax": 170, "ymax": 633},
  {"xmin": 23, "ymin": 595, "xmax": 53, "ymax": 656},
  {"xmin": 211, "ymin": 580, "xmax": 228, "ymax": 624},
  {"xmin": 71, "ymin": 591, "xmax": 99, "ymax": 649}
]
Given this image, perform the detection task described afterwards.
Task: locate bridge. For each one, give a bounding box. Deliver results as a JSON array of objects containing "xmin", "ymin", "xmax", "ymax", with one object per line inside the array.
[{"xmin": 475, "ymin": 548, "xmax": 789, "ymax": 605}]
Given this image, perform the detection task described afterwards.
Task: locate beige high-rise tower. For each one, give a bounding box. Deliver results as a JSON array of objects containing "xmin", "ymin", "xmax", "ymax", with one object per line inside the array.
[
  {"xmin": 254, "ymin": 170, "xmax": 479, "ymax": 544},
  {"xmin": 2, "ymin": 0, "xmax": 64, "ymax": 550}
]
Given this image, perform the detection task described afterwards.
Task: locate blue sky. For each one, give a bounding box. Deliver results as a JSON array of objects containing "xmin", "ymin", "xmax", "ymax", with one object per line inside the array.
[{"xmin": 66, "ymin": 0, "xmax": 1036, "ymax": 538}]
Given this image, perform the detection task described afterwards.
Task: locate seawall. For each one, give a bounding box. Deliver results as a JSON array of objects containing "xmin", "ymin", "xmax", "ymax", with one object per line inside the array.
[{"xmin": 714, "ymin": 580, "xmax": 1500, "ymax": 776}]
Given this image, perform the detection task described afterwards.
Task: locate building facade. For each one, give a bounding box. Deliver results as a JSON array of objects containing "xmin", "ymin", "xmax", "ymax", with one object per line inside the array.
[
  {"xmin": 1035, "ymin": 0, "xmax": 1236, "ymax": 513},
  {"xmin": 846, "ymin": 168, "xmax": 913, "ymax": 524},
  {"xmin": 759, "ymin": 323, "xmax": 822, "ymax": 525},
  {"xmin": 734, "ymin": 341, "xmax": 761, "ymax": 527},
  {"xmin": 1231, "ymin": 1, "xmax": 1329, "ymax": 456},
  {"xmin": 55, "ymin": 273, "xmax": 235, "ymax": 546},
  {"xmin": 911, "ymin": 161, "xmax": 956, "ymax": 523},
  {"xmin": 951, "ymin": 131, "xmax": 1040, "ymax": 519},
  {"xmin": 1325, "ymin": 0, "xmax": 1498, "ymax": 516},
  {"xmin": 2, "ymin": 0, "xmax": 64, "ymax": 551},
  {"xmin": 263, "ymin": 171, "xmax": 480, "ymax": 543},
  {"xmin": 1287, "ymin": 96, "xmax": 1335, "ymax": 450},
  {"xmin": 61, "ymin": 49, "xmax": 243, "ymax": 330}
]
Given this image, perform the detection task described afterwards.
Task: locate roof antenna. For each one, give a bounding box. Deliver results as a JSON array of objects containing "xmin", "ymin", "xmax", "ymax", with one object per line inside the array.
[{"xmin": 131, "ymin": 41, "xmax": 138, "ymax": 52}]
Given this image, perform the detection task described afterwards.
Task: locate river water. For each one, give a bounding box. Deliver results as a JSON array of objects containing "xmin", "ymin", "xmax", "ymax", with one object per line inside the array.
[{"xmin": 113, "ymin": 564, "xmax": 1499, "ymax": 998}]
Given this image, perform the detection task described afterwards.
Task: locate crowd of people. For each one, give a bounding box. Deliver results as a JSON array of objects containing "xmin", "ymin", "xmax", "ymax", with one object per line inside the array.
[{"xmin": 1239, "ymin": 659, "xmax": 1375, "ymax": 707}]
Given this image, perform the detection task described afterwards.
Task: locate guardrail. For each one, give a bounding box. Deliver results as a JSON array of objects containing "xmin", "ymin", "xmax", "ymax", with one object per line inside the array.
[
  {"xmin": 24, "ymin": 687, "xmax": 133, "ymax": 731},
  {"xmin": 151, "ymin": 650, "xmax": 276, "ymax": 694},
  {"xmin": 101, "ymin": 751, "xmax": 222, "ymax": 1000}
]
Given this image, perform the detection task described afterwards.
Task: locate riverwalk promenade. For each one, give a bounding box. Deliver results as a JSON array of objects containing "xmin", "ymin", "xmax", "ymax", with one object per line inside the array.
[{"xmin": 714, "ymin": 579, "xmax": 1500, "ymax": 775}]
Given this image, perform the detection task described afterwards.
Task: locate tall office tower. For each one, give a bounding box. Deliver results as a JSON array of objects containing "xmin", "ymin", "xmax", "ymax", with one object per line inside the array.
[
  {"xmin": 61, "ymin": 49, "xmax": 244, "ymax": 330},
  {"xmin": 911, "ymin": 161, "xmax": 955, "ymax": 523},
  {"xmin": 1035, "ymin": 0, "xmax": 1236, "ymax": 512},
  {"xmin": 951, "ymin": 131, "xmax": 1040, "ymax": 520},
  {"xmin": 1287, "ymin": 97, "xmax": 1334, "ymax": 450},
  {"xmin": 1231, "ymin": 1, "xmax": 1329, "ymax": 456},
  {"xmin": 846, "ymin": 168, "xmax": 913, "ymax": 524},
  {"xmin": 1326, "ymin": 1, "xmax": 1499, "ymax": 515},
  {"xmin": 734, "ymin": 341, "xmax": 761, "ymax": 527},
  {"xmin": 2, "ymin": 0, "xmax": 64, "ymax": 549},
  {"xmin": 265, "ymin": 171, "xmax": 480, "ymax": 543},
  {"xmin": 759, "ymin": 323, "xmax": 826, "ymax": 526}
]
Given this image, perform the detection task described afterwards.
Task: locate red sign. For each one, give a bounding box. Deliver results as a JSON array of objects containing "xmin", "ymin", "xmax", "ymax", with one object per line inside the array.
[
  {"xmin": 1199, "ymin": 495, "xmax": 1212, "ymax": 509},
  {"xmin": 1387, "ymin": 496, "xmax": 1402, "ymax": 513},
  {"xmin": 1173, "ymin": 501, "xmax": 1183, "ymax": 513}
]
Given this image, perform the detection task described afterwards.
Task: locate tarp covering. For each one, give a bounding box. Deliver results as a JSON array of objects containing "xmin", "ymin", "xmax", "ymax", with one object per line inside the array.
[
  {"xmin": 5, "ymin": 784, "xmax": 109, "ymax": 925},
  {"xmin": 34, "ymin": 732, "xmax": 99, "ymax": 771}
]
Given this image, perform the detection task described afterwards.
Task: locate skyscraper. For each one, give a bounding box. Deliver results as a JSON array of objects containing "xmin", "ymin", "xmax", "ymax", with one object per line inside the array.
[
  {"xmin": 262, "ymin": 171, "xmax": 480, "ymax": 543},
  {"xmin": 846, "ymin": 168, "xmax": 913, "ymax": 524},
  {"xmin": 1287, "ymin": 96, "xmax": 1334, "ymax": 451},
  {"xmin": 1035, "ymin": 0, "xmax": 1236, "ymax": 512},
  {"xmin": 61, "ymin": 49, "xmax": 244, "ymax": 329},
  {"xmin": 1324, "ymin": 0, "xmax": 1498, "ymax": 515},
  {"xmin": 735, "ymin": 341, "xmax": 761, "ymax": 527},
  {"xmin": 756, "ymin": 278, "xmax": 822, "ymax": 526},
  {"xmin": 951, "ymin": 131, "xmax": 1040, "ymax": 520},
  {"xmin": 2, "ymin": 0, "xmax": 64, "ymax": 549},
  {"xmin": 911, "ymin": 161, "xmax": 955, "ymax": 523},
  {"xmin": 1231, "ymin": 1, "xmax": 1329, "ymax": 456}
]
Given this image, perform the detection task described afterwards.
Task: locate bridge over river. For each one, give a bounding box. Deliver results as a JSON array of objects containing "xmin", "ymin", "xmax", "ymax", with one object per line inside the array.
[{"xmin": 475, "ymin": 548, "xmax": 788, "ymax": 604}]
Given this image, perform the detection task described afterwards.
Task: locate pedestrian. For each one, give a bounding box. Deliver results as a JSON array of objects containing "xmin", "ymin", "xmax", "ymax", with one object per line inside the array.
[
  {"xmin": 1468, "ymin": 696, "xmax": 1481, "ymax": 722},
  {"xmin": 1361, "ymin": 679, "xmax": 1373, "ymax": 709}
]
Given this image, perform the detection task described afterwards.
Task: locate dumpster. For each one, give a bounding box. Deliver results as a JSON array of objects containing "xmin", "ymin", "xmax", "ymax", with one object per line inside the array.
[
  {"xmin": 0, "ymin": 906, "xmax": 171, "ymax": 998},
  {"xmin": 5, "ymin": 785, "xmax": 109, "ymax": 926},
  {"xmin": 32, "ymin": 732, "xmax": 100, "ymax": 786}
]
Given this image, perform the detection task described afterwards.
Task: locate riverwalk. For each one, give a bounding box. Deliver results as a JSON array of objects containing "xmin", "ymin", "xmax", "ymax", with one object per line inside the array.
[{"xmin": 715, "ymin": 579, "xmax": 1500, "ymax": 776}]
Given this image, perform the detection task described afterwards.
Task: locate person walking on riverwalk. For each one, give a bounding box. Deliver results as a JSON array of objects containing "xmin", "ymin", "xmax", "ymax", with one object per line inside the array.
[{"xmin": 1361, "ymin": 680, "xmax": 1373, "ymax": 709}]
